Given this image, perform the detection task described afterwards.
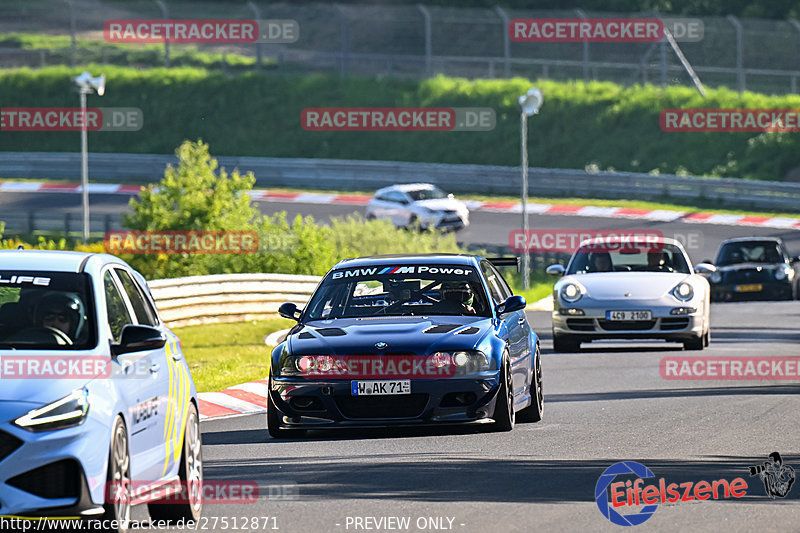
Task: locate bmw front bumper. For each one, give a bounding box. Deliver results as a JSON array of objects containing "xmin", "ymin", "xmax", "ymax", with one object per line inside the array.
[{"xmin": 269, "ymin": 374, "xmax": 501, "ymax": 429}]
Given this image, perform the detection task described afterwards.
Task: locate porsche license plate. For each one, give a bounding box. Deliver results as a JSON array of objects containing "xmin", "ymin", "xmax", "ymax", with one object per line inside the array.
[
  {"xmin": 606, "ymin": 310, "xmax": 652, "ymax": 321},
  {"xmin": 351, "ymin": 380, "xmax": 411, "ymax": 396},
  {"xmin": 735, "ymin": 284, "xmax": 762, "ymax": 293}
]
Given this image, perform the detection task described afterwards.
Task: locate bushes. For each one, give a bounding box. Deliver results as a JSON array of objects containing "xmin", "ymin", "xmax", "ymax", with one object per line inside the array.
[{"xmin": 2, "ymin": 67, "xmax": 799, "ymax": 180}]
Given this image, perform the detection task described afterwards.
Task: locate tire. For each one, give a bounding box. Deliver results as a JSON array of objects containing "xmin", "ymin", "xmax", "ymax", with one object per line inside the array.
[
  {"xmin": 703, "ymin": 327, "xmax": 711, "ymax": 348},
  {"xmin": 683, "ymin": 334, "xmax": 704, "ymax": 351},
  {"xmin": 267, "ymin": 391, "xmax": 307, "ymax": 439},
  {"xmin": 100, "ymin": 416, "xmax": 131, "ymax": 533},
  {"xmin": 406, "ymin": 215, "xmax": 419, "ymax": 231},
  {"xmin": 148, "ymin": 403, "xmax": 203, "ymax": 523},
  {"xmin": 517, "ymin": 344, "xmax": 543, "ymax": 423},
  {"xmin": 366, "ymin": 213, "xmax": 376, "ymax": 221},
  {"xmin": 490, "ymin": 355, "xmax": 515, "ymax": 432},
  {"xmin": 552, "ymin": 333, "xmax": 580, "ymax": 353}
]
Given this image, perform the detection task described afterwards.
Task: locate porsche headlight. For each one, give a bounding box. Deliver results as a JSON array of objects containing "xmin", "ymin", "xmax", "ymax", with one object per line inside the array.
[
  {"xmin": 14, "ymin": 388, "xmax": 89, "ymax": 432},
  {"xmin": 671, "ymin": 282, "xmax": 694, "ymax": 302},
  {"xmin": 709, "ymin": 271, "xmax": 722, "ymax": 284},
  {"xmin": 560, "ymin": 282, "xmax": 583, "ymax": 303}
]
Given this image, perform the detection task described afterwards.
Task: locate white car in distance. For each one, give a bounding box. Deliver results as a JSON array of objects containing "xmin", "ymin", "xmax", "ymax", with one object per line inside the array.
[{"xmin": 365, "ymin": 183, "xmax": 470, "ymax": 231}]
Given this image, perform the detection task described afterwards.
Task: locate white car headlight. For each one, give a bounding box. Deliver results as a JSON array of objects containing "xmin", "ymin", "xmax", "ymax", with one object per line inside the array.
[
  {"xmin": 709, "ymin": 271, "xmax": 722, "ymax": 284},
  {"xmin": 14, "ymin": 388, "xmax": 90, "ymax": 432},
  {"xmin": 560, "ymin": 282, "xmax": 583, "ymax": 303},
  {"xmin": 671, "ymin": 282, "xmax": 694, "ymax": 302},
  {"xmin": 774, "ymin": 266, "xmax": 792, "ymax": 281}
]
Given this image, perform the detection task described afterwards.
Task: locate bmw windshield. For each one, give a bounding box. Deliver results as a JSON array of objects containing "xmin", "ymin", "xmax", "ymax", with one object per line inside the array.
[
  {"xmin": 0, "ymin": 271, "xmax": 96, "ymax": 350},
  {"xmin": 304, "ymin": 264, "xmax": 491, "ymax": 319}
]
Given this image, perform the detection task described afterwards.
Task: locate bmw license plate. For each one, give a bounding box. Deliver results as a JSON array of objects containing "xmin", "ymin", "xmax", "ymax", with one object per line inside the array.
[
  {"xmin": 735, "ymin": 284, "xmax": 762, "ymax": 293},
  {"xmin": 606, "ymin": 310, "xmax": 652, "ymax": 321},
  {"xmin": 351, "ymin": 380, "xmax": 410, "ymax": 396}
]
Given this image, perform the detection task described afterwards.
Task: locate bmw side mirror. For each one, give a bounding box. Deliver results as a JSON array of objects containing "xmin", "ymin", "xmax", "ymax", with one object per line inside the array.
[
  {"xmin": 111, "ymin": 325, "xmax": 166, "ymax": 356},
  {"xmin": 498, "ymin": 295, "xmax": 526, "ymax": 315},
  {"xmin": 546, "ymin": 264, "xmax": 565, "ymax": 276},
  {"xmin": 278, "ymin": 302, "xmax": 301, "ymax": 322},
  {"xmin": 694, "ymin": 263, "xmax": 717, "ymax": 274}
]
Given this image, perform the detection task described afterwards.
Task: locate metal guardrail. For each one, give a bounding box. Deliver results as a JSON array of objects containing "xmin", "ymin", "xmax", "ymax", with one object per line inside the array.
[
  {"xmin": 2, "ymin": 152, "xmax": 800, "ymax": 211},
  {"xmin": 148, "ymin": 273, "xmax": 321, "ymax": 328}
]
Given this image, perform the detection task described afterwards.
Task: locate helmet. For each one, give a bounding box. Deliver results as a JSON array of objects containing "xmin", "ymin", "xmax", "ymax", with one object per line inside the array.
[
  {"xmin": 441, "ymin": 281, "xmax": 473, "ymax": 306},
  {"xmin": 35, "ymin": 291, "xmax": 86, "ymax": 340}
]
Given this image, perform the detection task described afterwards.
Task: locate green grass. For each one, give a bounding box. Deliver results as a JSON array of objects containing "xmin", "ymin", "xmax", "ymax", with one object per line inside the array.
[{"xmin": 173, "ymin": 318, "xmax": 292, "ymax": 393}]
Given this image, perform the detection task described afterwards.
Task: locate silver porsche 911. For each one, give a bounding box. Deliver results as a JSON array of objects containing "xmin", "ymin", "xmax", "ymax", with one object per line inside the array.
[{"xmin": 546, "ymin": 237, "xmax": 714, "ymax": 352}]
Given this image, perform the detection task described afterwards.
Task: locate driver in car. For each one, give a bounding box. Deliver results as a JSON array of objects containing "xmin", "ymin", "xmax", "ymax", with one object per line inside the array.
[
  {"xmin": 439, "ymin": 281, "xmax": 477, "ymax": 316},
  {"xmin": 36, "ymin": 292, "xmax": 86, "ymax": 344}
]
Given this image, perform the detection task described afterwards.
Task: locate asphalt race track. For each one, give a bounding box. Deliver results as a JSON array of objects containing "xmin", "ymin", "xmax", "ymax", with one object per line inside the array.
[
  {"xmin": 117, "ymin": 303, "xmax": 799, "ymax": 533},
  {"xmin": 4, "ymin": 191, "xmax": 800, "ymax": 532}
]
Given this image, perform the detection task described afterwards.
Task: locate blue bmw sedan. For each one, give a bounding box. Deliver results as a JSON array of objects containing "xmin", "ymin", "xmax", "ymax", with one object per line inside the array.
[{"xmin": 268, "ymin": 254, "xmax": 543, "ymax": 437}]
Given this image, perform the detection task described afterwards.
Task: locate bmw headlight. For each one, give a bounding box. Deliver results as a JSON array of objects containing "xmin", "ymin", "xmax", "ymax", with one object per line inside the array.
[
  {"xmin": 774, "ymin": 266, "xmax": 793, "ymax": 281},
  {"xmin": 671, "ymin": 282, "xmax": 694, "ymax": 302},
  {"xmin": 14, "ymin": 388, "xmax": 89, "ymax": 432},
  {"xmin": 560, "ymin": 282, "xmax": 583, "ymax": 303},
  {"xmin": 430, "ymin": 351, "xmax": 490, "ymax": 374},
  {"xmin": 709, "ymin": 271, "xmax": 722, "ymax": 284}
]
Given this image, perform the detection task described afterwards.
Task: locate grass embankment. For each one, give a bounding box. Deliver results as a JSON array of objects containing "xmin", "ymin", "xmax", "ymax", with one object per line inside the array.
[
  {"xmin": 2, "ymin": 68, "xmax": 800, "ymax": 181},
  {"xmin": 172, "ymin": 318, "xmax": 292, "ymax": 392}
]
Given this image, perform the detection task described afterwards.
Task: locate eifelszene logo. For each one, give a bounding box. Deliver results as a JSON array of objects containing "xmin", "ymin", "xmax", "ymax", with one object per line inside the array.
[{"xmin": 749, "ymin": 452, "xmax": 795, "ymax": 499}]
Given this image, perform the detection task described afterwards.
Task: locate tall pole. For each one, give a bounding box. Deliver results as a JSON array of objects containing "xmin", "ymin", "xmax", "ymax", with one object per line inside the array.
[
  {"xmin": 521, "ymin": 111, "xmax": 530, "ymax": 289},
  {"xmin": 80, "ymin": 90, "xmax": 89, "ymax": 242}
]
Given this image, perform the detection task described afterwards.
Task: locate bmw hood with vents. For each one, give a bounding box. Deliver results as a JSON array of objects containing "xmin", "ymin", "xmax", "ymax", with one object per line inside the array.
[{"xmin": 287, "ymin": 316, "xmax": 492, "ymax": 356}]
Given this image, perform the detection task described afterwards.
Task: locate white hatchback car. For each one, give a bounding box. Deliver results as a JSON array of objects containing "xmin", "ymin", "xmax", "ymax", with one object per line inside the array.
[{"xmin": 365, "ymin": 183, "xmax": 470, "ymax": 231}]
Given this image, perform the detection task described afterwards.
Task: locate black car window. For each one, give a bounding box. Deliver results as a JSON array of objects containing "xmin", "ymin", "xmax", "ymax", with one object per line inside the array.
[
  {"xmin": 114, "ymin": 268, "xmax": 158, "ymax": 326},
  {"xmin": 479, "ymin": 261, "xmax": 505, "ymax": 303},
  {"xmin": 0, "ymin": 271, "xmax": 96, "ymax": 350},
  {"xmin": 104, "ymin": 271, "xmax": 133, "ymax": 343},
  {"xmin": 385, "ymin": 191, "xmax": 408, "ymax": 204},
  {"xmin": 716, "ymin": 241, "xmax": 785, "ymax": 266}
]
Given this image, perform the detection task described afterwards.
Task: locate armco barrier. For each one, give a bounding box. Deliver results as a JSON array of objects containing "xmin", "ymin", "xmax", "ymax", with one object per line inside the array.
[
  {"xmin": 148, "ymin": 273, "xmax": 321, "ymax": 328},
  {"xmin": 2, "ymin": 152, "xmax": 800, "ymax": 210}
]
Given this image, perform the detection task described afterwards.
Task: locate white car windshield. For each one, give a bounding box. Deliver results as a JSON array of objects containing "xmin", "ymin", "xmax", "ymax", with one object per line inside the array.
[
  {"xmin": 566, "ymin": 243, "xmax": 691, "ymax": 275},
  {"xmin": 406, "ymin": 187, "xmax": 447, "ymax": 201}
]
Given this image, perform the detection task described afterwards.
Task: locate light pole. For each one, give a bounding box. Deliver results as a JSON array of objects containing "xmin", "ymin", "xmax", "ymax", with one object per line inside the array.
[
  {"xmin": 518, "ymin": 88, "xmax": 543, "ymax": 290},
  {"xmin": 72, "ymin": 71, "xmax": 105, "ymax": 242}
]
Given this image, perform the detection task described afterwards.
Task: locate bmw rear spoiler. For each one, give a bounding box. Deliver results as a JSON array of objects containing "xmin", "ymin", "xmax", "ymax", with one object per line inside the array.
[{"xmin": 488, "ymin": 257, "xmax": 520, "ymax": 272}]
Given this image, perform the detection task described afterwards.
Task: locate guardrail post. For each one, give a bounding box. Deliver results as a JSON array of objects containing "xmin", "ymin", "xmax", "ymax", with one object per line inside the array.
[
  {"xmin": 789, "ymin": 19, "xmax": 800, "ymax": 93},
  {"xmin": 575, "ymin": 9, "xmax": 590, "ymax": 80},
  {"xmin": 417, "ymin": 4, "xmax": 432, "ymax": 77},
  {"xmin": 104, "ymin": 214, "xmax": 112, "ymax": 234},
  {"xmin": 155, "ymin": 0, "xmax": 170, "ymax": 67},
  {"xmin": 494, "ymin": 6, "xmax": 511, "ymax": 78},
  {"xmin": 727, "ymin": 15, "xmax": 744, "ymax": 92},
  {"xmin": 64, "ymin": 212, "xmax": 71, "ymax": 238},
  {"xmin": 334, "ymin": 4, "xmax": 349, "ymax": 75},
  {"xmin": 247, "ymin": 1, "xmax": 263, "ymax": 70},
  {"xmin": 27, "ymin": 212, "xmax": 34, "ymax": 235}
]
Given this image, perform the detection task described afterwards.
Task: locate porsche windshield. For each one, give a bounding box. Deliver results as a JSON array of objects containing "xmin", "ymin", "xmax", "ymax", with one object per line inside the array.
[
  {"xmin": 0, "ymin": 271, "xmax": 96, "ymax": 350},
  {"xmin": 566, "ymin": 243, "xmax": 691, "ymax": 275},
  {"xmin": 304, "ymin": 264, "xmax": 491, "ymax": 319}
]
